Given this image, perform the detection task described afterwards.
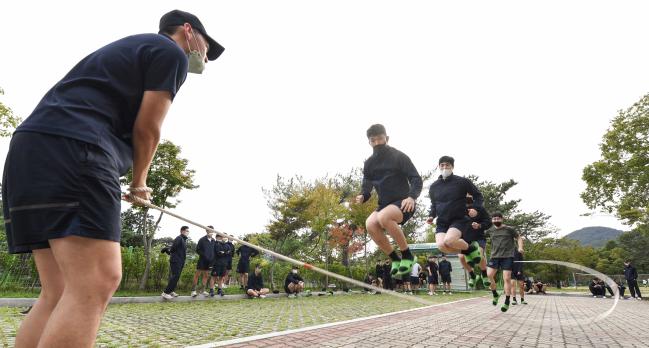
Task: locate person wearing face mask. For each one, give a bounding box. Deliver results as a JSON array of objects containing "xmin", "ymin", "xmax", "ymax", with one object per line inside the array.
[
  {"xmin": 356, "ymin": 124, "xmax": 423, "ymax": 280},
  {"xmin": 285, "ymin": 266, "xmax": 306, "ymax": 298},
  {"xmin": 485, "ymin": 212, "xmax": 524, "ymax": 312},
  {"xmin": 223, "ymin": 237, "xmax": 235, "ymax": 288},
  {"xmin": 2, "ymin": 9, "xmax": 223, "ymax": 347},
  {"xmin": 458, "ymin": 194, "xmax": 492, "ymax": 289},
  {"xmin": 162, "ymin": 226, "xmax": 190, "ymax": 299},
  {"xmin": 191, "ymin": 226, "xmax": 216, "ymax": 297},
  {"xmin": 211, "ymin": 234, "xmax": 229, "ymax": 297},
  {"xmin": 426, "ymin": 156, "xmax": 483, "ymax": 267}
]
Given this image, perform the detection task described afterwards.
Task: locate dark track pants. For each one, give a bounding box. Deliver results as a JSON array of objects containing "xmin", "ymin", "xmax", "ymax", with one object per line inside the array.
[
  {"xmin": 627, "ymin": 279, "xmax": 642, "ymax": 298},
  {"xmin": 164, "ymin": 261, "xmax": 184, "ymax": 294}
]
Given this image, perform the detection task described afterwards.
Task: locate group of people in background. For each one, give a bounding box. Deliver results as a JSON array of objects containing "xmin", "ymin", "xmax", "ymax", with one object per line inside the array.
[
  {"xmin": 589, "ymin": 260, "xmax": 643, "ymax": 300},
  {"xmin": 160, "ymin": 226, "xmax": 308, "ymax": 299}
]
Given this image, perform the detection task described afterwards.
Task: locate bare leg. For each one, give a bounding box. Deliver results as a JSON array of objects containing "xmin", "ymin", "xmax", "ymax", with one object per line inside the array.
[
  {"xmin": 435, "ymin": 233, "xmax": 460, "ymax": 254},
  {"xmin": 442, "ymin": 228, "xmax": 468, "ymax": 252},
  {"xmin": 503, "ymin": 271, "xmax": 512, "ymax": 296},
  {"xmin": 15, "ymin": 249, "xmax": 65, "ymax": 348},
  {"xmin": 479, "ymin": 248, "xmax": 487, "ymax": 271},
  {"xmin": 366, "ymin": 212, "xmax": 393, "ymax": 255},
  {"xmin": 37, "ymin": 236, "xmax": 121, "ymax": 348},
  {"xmin": 511, "ymin": 279, "xmax": 518, "ymax": 298},
  {"xmin": 201, "ymin": 271, "xmax": 209, "ymax": 290},
  {"xmin": 458, "ymin": 254, "xmax": 473, "ymax": 274},
  {"xmin": 488, "ymin": 267, "xmax": 498, "ymax": 291},
  {"xmin": 376, "ymin": 205, "xmax": 408, "ymax": 251}
]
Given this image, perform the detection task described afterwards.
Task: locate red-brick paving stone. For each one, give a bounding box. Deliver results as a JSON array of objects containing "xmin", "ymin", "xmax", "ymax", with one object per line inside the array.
[{"xmin": 218, "ymin": 295, "xmax": 649, "ymax": 348}]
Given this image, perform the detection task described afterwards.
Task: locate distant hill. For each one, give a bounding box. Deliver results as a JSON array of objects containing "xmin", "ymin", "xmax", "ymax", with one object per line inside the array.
[{"xmin": 564, "ymin": 226, "xmax": 624, "ymax": 248}]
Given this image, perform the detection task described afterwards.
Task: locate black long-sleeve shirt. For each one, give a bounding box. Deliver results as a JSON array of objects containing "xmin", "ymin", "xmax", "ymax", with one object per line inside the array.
[
  {"xmin": 236, "ymin": 245, "xmax": 259, "ymax": 262},
  {"xmin": 428, "ymin": 174, "xmax": 484, "ymax": 225},
  {"xmin": 512, "ymin": 249, "xmax": 524, "ymax": 275},
  {"xmin": 285, "ymin": 272, "xmax": 304, "ymax": 287},
  {"xmin": 213, "ymin": 241, "xmax": 230, "ymax": 265},
  {"xmin": 438, "ymin": 260, "xmax": 452, "ymax": 275},
  {"xmin": 361, "ymin": 144, "xmax": 423, "ymax": 208},
  {"xmin": 247, "ymin": 272, "xmax": 264, "ymax": 291},
  {"xmin": 469, "ymin": 205, "xmax": 492, "ymax": 240},
  {"xmin": 624, "ymin": 265, "xmax": 638, "ymax": 280},
  {"xmin": 196, "ymin": 235, "xmax": 215, "ymax": 263},
  {"xmin": 169, "ymin": 234, "xmax": 188, "ymax": 264}
]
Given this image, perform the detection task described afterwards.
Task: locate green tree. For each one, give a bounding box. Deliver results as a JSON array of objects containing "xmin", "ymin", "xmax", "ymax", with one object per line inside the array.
[
  {"xmin": 121, "ymin": 140, "xmax": 198, "ymax": 289},
  {"xmin": 581, "ymin": 93, "xmax": 649, "ymax": 226},
  {"xmin": 0, "ymin": 87, "xmax": 22, "ymax": 137},
  {"xmin": 470, "ymin": 175, "xmax": 556, "ymax": 242}
]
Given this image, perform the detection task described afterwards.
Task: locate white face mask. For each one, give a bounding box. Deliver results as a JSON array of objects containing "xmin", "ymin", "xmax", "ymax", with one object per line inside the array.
[
  {"xmin": 441, "ymin": 168, "xmax": 452, "ymax": 178},
  {"xmin": 292, "ymin": 270, "xmax": 298, "ymax": 274},
  {"xmin": 186, "ymin": 33, "xmax": 206, "ymax": 74}
]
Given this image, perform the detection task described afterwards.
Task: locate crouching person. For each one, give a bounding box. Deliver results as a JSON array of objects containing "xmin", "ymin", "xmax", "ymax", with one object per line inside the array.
[
  {"xmin": 285, "ymin": 266, "xmax": 305, "ymax": 298},
  {"xmin": 247, "ymin": 264, "xmax": 269, "ymax": 298}
]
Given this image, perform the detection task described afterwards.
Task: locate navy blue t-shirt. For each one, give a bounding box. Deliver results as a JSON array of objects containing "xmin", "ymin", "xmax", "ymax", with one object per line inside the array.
[{"xmin": 16, "ymin": 33, "xmax": 188, "ymax": 175}]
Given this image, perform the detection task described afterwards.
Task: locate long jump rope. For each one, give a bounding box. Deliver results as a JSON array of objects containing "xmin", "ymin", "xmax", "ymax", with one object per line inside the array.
[{"xmin": 123, "ymin": 195, "xmax": 619, "ymax": 324}]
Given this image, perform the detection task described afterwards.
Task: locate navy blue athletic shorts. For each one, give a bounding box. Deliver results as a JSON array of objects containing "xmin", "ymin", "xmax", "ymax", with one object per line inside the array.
[
  {"xmin": 440, "ymin": 273, "xmax": 452, "ymax": 284},
  {"xmin": 212, "ymin": 262, "xmax": 227, "ymax": 277},
  {"xmin": 3, "ymin": 132, "xmax": 122, "ymax": 254},
  {"xmin": 488, "ymin": 257, "xmax": 514, "ymax": 271},
  {"xmin": 428, "ymin": 275, "xmax": 439, "ymax": 285},
  {"xmin": 237, "ymin": 260, "xmax": 250, "ymax": 274},
  {"xmin": 197, "ymin": 258, "xmax": 213, "ymax": 270},
  {"xmin": 376, "ymin": 200, "xmax": 415, "ymax": 225},
  {"xmin": 435, "ymin": 217, "xmax": 470, "ymax": 234}
]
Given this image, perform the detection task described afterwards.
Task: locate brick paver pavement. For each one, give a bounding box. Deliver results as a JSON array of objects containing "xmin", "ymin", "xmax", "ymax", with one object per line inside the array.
[{"xmin": 214, "ymin": 295, "xmax": 649, "ymax": 348}]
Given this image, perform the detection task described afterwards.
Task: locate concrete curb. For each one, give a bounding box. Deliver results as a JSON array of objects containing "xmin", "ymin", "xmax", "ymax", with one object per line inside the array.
[{"xmin": 0, "ymin": 291, "xmax": 339, "ymax": 307}]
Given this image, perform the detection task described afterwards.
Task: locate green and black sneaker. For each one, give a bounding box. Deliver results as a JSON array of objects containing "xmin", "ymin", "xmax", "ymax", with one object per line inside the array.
[
  {"xmin": 501, "ymin": 303, "xmax": 510, "ymax": 312},
  {"xmin": 492, "ymin": 292, "xmax": 501, "ymax": 306},
  {"xmin": 520, "ymin": 299, "xmax": 528, "ymax": 305},
  {"xmin": 468, "ymin": 276, "xmax": 477, "ymax": 289},
  {"xmin": 481, "ymin": 276, "xmax": 491, "ymax": 288},
  {"xmin": 465, "ymin": 241, "xmax": 482, "ymax": 266}
]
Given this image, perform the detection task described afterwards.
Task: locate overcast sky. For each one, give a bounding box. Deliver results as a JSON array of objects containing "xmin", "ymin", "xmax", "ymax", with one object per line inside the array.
[{"xmin": 1, "ymin": 1, "xmax": 647, "ymax": 242}]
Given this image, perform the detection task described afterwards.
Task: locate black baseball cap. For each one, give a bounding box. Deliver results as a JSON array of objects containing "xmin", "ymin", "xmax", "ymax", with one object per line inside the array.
[{"xmin": 159, "ymin": 10, "xmax": 225, "ymax": 61}]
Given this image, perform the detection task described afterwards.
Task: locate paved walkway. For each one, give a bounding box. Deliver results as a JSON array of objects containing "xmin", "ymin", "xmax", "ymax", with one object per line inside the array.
[{"xmin": 206, "ymin": 295, "xmax": 649, "ymax": 348}]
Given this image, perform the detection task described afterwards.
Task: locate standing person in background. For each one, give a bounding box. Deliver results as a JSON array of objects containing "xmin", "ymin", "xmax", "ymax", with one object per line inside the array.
[
  {"xmin": 236, "ymin": 238, "xmax": 259, "ymax": 289},
  {"xmin": 406, "ymin": 258, "xmax": 422, "ymax": 295},
  {"xmin": 511, "ymin": 249, "xmax": 527, "ymax": 305},
  {"xmin": 426, "ymin": 255, "xmax": 439, "ymax": 296},
  {"xmin": 191, "ymin": 226, "xmax": 215, "ymax": 297},
  {"xmin": 162, "ymin": 226, "xmax": 190, "ymax": 299},
  {"xmin": 382, "ymin": 259, "xmax": 393, "ymax": 290},
  {"xmin": 223, "ymin": 237, "xmax": 235, "ymax": 288},
  {"xmin": 211, "ymin": 234, "xmax": 229, "ymax": 297},
  {"xmin": 375, "ymin": 260, "xmax": 384, "ymax": 289},
  {"xmin": 438, "ymin": 255, "xmax": 453, "ymax": 295},
  {"xmin": 2, "ymin": 9, "xmax": 224, "ymax": 347},
  {"xmin": 624, "ymin": 260, "xmax": 642, "ymax": 300}
]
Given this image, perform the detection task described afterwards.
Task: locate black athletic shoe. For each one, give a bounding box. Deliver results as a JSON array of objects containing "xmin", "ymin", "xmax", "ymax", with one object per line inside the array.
[
  {"xmin": 218, "ymin": 288, "xmax": 224, "ymax": 297},
  {"xmin": 209, "ymin": 288, "xmax": 215, "ymax": 297}
]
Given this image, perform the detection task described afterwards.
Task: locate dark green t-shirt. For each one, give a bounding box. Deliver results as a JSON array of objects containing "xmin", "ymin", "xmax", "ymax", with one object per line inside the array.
[{"xmin": 486, "ymin": 226, "xmax": 519, "ymax": 258}]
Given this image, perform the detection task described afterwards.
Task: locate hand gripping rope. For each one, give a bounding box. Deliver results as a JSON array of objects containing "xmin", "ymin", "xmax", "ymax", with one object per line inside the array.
[{"xmin": 123, "ymin": 196, "xmax": 620, "ymax": 322}]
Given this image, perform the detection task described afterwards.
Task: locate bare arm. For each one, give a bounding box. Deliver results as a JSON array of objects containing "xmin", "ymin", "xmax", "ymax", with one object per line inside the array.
[
  {"xmin": 517, "ymin": 235, "xmax": 524, "ymax": 253},
  {"xmin": 129, "ymin": 91, "xmax": 172, "ymax": 200}
]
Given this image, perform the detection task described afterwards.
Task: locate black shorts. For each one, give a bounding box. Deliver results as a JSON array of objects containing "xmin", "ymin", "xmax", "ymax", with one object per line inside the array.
[
  {"xmin": 211, "ymin": 263, "xmax": 227, "ymax": 277},
  {"xmin": 440, "ymin": 273, "xmax": 452, "ymax": 283},
  {"xmin": 197, "ymin": 258, "xmax": 213, "ymax": 270},
  {"xmin": 428, "ymin": 275, "xmax": 439, "ymax": 285},
  {"xmin": 377, "ymin": 200, "xmax": 415, "ymax": 225},
  {"xmin": 237, "ymin": 260, "xmax": 250, "ymax": 274},
  {"xmin": 513, "ymin": 272, "xmax": 525, "ymax": 281},
  {"xmin": 409, "ymin": 276, "xmax": 420, "ymax": 284},
  {"xmin": 488, "ymin": 257, "xmax": 514, "ymax": 271},
  {"xmin": 3, "ymin": 133, "xmax": 122, "ymax": 254},
  {"xmin": 435, "ymin": 217, "xmax": 470, "ymax": 234},
  {"xmin": 226, "ymin": 258, "xmax": 233, "ymax": 271}
]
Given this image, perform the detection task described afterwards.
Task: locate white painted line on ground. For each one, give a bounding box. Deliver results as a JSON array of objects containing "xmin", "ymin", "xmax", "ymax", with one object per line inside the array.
[{"xmin": 186, "ymin": 296, "xmax": 483, "ymax": 348}]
